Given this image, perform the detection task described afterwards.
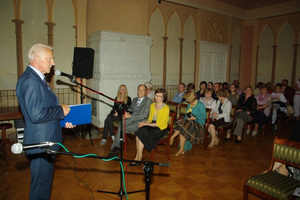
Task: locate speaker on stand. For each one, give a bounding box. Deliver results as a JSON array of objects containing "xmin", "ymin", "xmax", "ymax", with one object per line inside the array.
[{"xmin": 72, "ymin": 47, "xmax": 95, "ymax": 141}]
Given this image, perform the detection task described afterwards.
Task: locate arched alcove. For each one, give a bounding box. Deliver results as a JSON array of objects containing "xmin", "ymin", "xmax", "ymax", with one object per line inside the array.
[
  {"xmin": 166, "ymin": 12, "xmax": 181, "ymax": 85},
  {"xmin": 0, "ymin": 1, "xmax": 16, "ymax": 89},
  {"xmin": 182, "ymin": 15, "xmax": 195, "ymax": 84},
  {"xmin": 148, "ymin": 8, "xmax": 164, "ymax": 85},
  {"xmin": 275, "ymin": 22, "xmax": 294, "ymax": 84},
  {"xmin": 257, "ymin": 25, "xmax": 274, "ymax": 83},
  {"xmin": 230, "ymin": 26, "xmax": 241, "ymax": 84}
]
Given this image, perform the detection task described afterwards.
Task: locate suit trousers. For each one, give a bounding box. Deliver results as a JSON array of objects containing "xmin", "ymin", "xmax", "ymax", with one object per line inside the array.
[
  {"xmin": 103, "ymin": 113, "xmax": 121, "ymax": 139},
  {"xmin": 28, "ymin": 153, "xmax": 55, "ymax": 200}
]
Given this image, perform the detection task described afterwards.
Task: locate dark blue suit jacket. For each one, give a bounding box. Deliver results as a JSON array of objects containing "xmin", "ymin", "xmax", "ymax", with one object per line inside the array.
[{"xmin": 16, "ymin": 66, "xmax": 64, "ymax": 154}]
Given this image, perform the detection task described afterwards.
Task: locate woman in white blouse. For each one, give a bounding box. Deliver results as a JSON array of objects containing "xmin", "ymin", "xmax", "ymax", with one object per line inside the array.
[{"xmin": 199, "ymin": 88, "xmax": 217, "ymax": 109}]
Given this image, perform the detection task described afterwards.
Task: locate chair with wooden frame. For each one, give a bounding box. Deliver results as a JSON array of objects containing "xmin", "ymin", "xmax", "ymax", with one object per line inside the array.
[
  {"xmin": 215, "ymin": 105, "xmax": 236, "ymax": 146},
  {"xmin": 191, "ymin": 108, "xmax": 211, "ymax": 155},
  {"xmin": 243, "ymin": 137, "xmax": 300, "ymax": 200},
  {"xmin": 166, "ymin": 101, "xmax": 180, "ymax": 121},
  {"xmin": 150, "ymin": 112, "xmax": 176, "ymax": 161}
]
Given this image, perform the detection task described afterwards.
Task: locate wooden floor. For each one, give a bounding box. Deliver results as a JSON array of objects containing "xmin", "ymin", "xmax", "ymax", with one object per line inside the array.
[{"xmin": 0, "ymin": 119, "xmax": 297, "ymax": 200}]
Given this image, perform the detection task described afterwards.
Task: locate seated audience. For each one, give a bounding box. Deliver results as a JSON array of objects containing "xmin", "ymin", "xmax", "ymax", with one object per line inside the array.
[
  {"xmin": 280, "ymin": 85, "xmax": 288, "ymax": 100},
  {"xmin": 212, "ymin": 83, "xmax": 220, "ymax": 101},
  {"xmin": 181, "ymin": 83, "xmax": 196, "ymax": 102},
  {"xmin": 207, "ymin": 82, "xmax": 213, "ymax": 89},
  {"xmin": 199, "ymin": 88, "xmax": 216, "ymax": 109},
  {"xmin": 293, "ymin": 78, "xmax": 300, "ymax": 121},
  {"xmin": 225, "ymin": 86, "xmax": 257, "ymax": 144},
  {"xmin": 227, "ymin": 84, "xmax": 239, "ymax": 105},
  {"xmin": 100, "ymin": 84, "xmax": 132, "ymax": 145},
  {"xmin": 196, "ymin": 81, "xmax": 207, "ymax": 98},
  {"xmin": 105, "ymin": 84, "xmax": 152, "ymax": 158},
  {"xmin": 233, "ymin": 80, "xmax": 239, "ymax": 87},
  {"xmin": 219, "ymin": 82, "xmax": 223, "ymax": 89},
  {"xmin": 172, "ymin": 82, "xmax": 186, "ymax": 103},
  {"xmin": 266, "ymin": 82, "xmax": 274, "ymax": 94},
  {"xmin": 129, "ymin": 88, "xmax": 170, "ymax": 166},
  {"xmin": 254, "ymin": 81, "xmax": 264, "ymax": 95},
  {"xmin": 223, "ymin": 82, "xmax": 229, "ymax": 90},
  {"xmin": 207, "ymin": 89, "xmax": 232, "ymax": 148},
  {"xmin": 252, "ymin": 84, "xmax": 272, "ymax": 136},
  {"xmin": 282, "ymin": 79, "xmax": 295, "ymax": 106},
  {"xmin": 169, "ymin": 91, "xmax": 206, "ymax": 156},
  {"xmin": 271, "ymin": 83, "xmax": 287, "ymax": 131},
  {"xmin": 145, "ymin": 82, "xmax": 155, "ymax": 102}
]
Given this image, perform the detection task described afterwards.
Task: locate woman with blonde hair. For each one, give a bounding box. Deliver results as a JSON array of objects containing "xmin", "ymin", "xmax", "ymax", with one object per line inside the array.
[
  {"xmin": 100, "ymin": 84, "xmax": 132, "ymax": 145},
  {"xmin": 169, "ymin": 91, "xmax": 206, "ymax": 156}
]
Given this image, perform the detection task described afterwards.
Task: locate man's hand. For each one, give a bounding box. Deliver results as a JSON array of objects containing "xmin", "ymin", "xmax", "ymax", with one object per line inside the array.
[
  {"xmin": 61, "ymin": 104, "xmax": 71, "ymax": 116},
  {"xmin": 64, "ymin": 122, "xmax": 76, "ymax": 129}
]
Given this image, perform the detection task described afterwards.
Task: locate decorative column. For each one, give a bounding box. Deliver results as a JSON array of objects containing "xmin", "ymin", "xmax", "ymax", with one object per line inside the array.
[
  {"xmin": 228, "ymin": 45, "xmax": 232, "ymax": 82},
  {"xmin": 194, "ymin": 40, "xmax": 197, "ymax": 83},
  {"xmin": 178, "ymin": 38, "xmax": 184, "ymax": 83},
  {"xmin": 238, "ymin": 46, "xmax": 241, "ymax": 81},
  {"xmin": 45, "ymin": 22, "xmax": 56, "ymax": 90},
  {"xmin": 291, "ymin": 43, "xmax": 299, "ymax": 86},
  {"xmin": 73, "ymin": 25, "xmax": 77, "ymax": 46},
  {"xmin": 162, "ymin": 36, "xmax": 168, "ymax": 88},
  {"xmin": 255, "ymin": 46, "xmax": 260, "ymax": 84},
  {"xmin": 271, "ymin": 45, "xmax": 278, "ymax": 86},
  {"xmin": 11, "ymin": 19, "xmax": 25, "ymax": 78}
]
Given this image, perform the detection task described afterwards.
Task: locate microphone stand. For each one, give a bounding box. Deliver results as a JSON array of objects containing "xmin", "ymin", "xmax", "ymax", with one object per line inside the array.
[
  {"xmin": 68, "ymin": 77, "xmax": 130, "ymax": 198},
  {"xmin": 66, "ymin": 77, "xmax": 93, "ymax": 145},
  {"xmin": 42, "ymin": 147, "xmax": 170, "ymax": 200}
]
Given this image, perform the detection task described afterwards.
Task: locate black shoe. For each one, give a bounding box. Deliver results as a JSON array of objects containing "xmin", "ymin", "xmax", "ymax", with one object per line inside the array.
[
  {"xmin": 235, "ymin": 139, "xmax": 241, "ymax": 144},
  {"xmin": 223, "ymin": 137, "xmax": 231, "ymax": 141},
  {"xmin": 129, "ymin": 162, "xmax": 141, "ymax": 167},
  {"xmin": 111, "ymin": 146, "xmax": 120, "ymax": 153},
  {"xmin": 105, "ymin": 152, "xmax": 119, "ymax": 159}
]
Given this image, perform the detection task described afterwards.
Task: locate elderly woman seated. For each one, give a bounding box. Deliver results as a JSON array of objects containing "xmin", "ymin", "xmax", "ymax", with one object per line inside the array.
[
  {"xmin": 252, "ymin": 84, "xmax": 272, "ymax": 136},
  {"xmin": 199, "ymin": 88, "xmax": 216, "ymax": 109},
  {"xmin": 207, "ymin": 89, "xmax": 232, "ymax": 148},
  {"xmin": 169, "ymin": 91, "xmax": 206, "ymax": 156}
]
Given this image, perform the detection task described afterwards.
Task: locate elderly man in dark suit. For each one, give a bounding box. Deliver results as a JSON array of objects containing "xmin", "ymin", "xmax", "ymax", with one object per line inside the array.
[
  {"xmin": 16, "ymin": 43, "xmax": 73, "ymax": 200},
  {"xmin": 106, "ymin": 84, "xmax": 152, "ymax": 158}
]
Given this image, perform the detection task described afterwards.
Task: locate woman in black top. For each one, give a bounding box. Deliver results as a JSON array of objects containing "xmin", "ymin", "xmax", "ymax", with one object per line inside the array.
[
  {"xmin": 224, "ymin": 86, "xmax": 257, "ymax": 144},
  {"xmin": 100, "ymin": 84, "xmax": 132, "ymax": 145}
]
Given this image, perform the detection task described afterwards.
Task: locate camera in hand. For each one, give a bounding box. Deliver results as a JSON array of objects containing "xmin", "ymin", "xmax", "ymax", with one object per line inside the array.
[{"xmin": 187, "ymin": 112, "xmax": 193, "ymax": 118}]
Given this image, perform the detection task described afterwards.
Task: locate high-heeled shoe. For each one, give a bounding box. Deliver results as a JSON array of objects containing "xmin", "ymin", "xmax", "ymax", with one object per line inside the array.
[
  {"xmin": 129, "ymin": 159, "xmax": 143, "ymax": 167},
  {"xmin": 175, "ymin": 150, "xmax": 185, "ymax": 156},
  {"xmin": 129, "ymin": 162, "xmax": 141, "ymax": 167}
]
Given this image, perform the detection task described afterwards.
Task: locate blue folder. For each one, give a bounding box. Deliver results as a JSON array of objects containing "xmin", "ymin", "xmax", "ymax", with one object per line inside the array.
[{"xmin": 60, "ymin": 103, "xmax": 92, "ymax": 127}]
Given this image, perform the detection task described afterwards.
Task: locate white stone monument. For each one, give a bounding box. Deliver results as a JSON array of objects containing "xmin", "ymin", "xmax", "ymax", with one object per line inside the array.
[{"xmin": 89, "ymin": 30, "xmax": 152, "ymax": 128}]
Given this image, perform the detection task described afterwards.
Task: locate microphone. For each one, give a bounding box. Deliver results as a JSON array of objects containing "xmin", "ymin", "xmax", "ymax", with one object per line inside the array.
[
  {"xmin": 11, "ymin": 142, "xmax": 57, "ymax": 154},
  {"xmin": 55, "ymin": 70, "xmax": 76, "ymax": 83}
]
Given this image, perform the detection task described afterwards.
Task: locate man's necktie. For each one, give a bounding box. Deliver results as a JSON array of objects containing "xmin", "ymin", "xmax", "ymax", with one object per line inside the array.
[
  {"xmin": 42, "ymin": 78, "xmax": 47, "ymax": 86},
  {"xmin": 133, "ymin": 99, "xmax": 142, "ymax": 114}
]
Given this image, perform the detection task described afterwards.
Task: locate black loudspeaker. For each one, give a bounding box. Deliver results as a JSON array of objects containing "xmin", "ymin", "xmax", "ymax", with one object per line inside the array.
[{"xmin": 72, "ymin": 47, "xmax": 95, "ymax": 78}]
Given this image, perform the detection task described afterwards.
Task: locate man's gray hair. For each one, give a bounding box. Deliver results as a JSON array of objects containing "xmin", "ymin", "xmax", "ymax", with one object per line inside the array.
[{"xmin": 28, "ymin": 43, "xmax": 53, "ymax": 62}]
